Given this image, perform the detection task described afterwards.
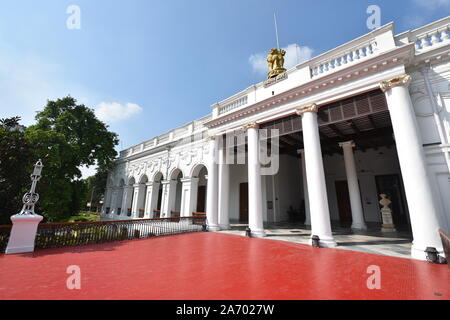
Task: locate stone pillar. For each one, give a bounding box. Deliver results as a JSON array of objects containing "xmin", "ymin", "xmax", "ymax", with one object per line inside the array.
[
  {"xmin": 380, "ymin": 74, "xmax": 444, "ymax": 260},
  {"xmin": 144, "ymin": 182, "xmax": 159, "ymax": 218},
  {"xmin": 218, "ymin": 143, "xmax": 230, "ymax": 230},
  {"xmin": 339, "ymin": 141, "xmax": 367, "ymax": 230},
  {"xmin": 107, "ymin": 188, "xmax": 116, "ymax": 217},
  {"xmin": 297, "ymin": 149, "xmax": 311, "ymax": 226},
  {"xmin": 296, "ymin": 104, "xmax": 336, "ymax": 247},
  {"xmin": 103, "ymin": 187, "xmax": 113, "ymax": 217},
  {"xmin": 180, "ymin": 177, "xmax": 199, "ymax": 217},
  {"xmin": 121, "ymin": 185, "xmax": 134, "ymax": 218},
  {"xmin": 206, "ymin": 136, "xmax": 220, "ymax": 231},
  {"xmin": 161, "ymin": 180, "xmax": 177, "ymax": 218},
  {"xmin": 135, "ymin": 184, "xmax": 147, "ymax": 218},
  {"xmin": 245, "ymin": 122, "xmax": 265, "ymax": 237},
  {"xmin": 131, "ymin": 184, "xmax": 140, "ymax": 218}
]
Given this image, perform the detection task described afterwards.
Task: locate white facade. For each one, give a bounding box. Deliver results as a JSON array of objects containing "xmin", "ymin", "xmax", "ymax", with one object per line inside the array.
[{"xmin": 103, "ymin": 17, "xmax": 450, "ymax": 260}]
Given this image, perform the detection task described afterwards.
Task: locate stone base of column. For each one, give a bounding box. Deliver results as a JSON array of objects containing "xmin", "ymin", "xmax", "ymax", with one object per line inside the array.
[
  {"xmin": 6, "ymin": 214, "xmax": 43, "ymax": 254},
  {"xmin": 381, "ymin": 225, "xmax": 397, "ymax": 233},
  {"xmin": 411, "ymin": 243, "xmax": 444, "ymax": 261},
  {"xmin": 309, "ymin": 235, "xmax": 337, "ymax": 248},
  {"xmin": 219, "ymin": 224, "xmax": 231, "ymax": 230},
  {"xmin": 250, "ymin": 229, "xmax": 266, "ymax": 238},
  {"xmin": 207, "ymin": 224, "xmax": 221, "ymax": 232},
  {"xmin": 351, "ymin": 222, "xmax": 368, "ymax": 230}
]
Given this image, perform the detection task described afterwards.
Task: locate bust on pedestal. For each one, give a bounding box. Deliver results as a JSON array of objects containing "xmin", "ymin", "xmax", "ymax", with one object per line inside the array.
[{"xmin": 379, "ymin": 194, "xmax": 396, "ymax": 233}]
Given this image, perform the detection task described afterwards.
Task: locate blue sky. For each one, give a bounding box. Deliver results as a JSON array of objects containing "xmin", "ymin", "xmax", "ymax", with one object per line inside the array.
[{"xmin": 0, "ymin": 0, "xmax": 449, "ymax": 176}]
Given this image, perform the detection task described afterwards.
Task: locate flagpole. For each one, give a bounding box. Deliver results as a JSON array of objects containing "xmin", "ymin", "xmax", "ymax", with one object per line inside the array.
[{"xmin": 274, "ymin": 13, "xmax": 280, "ymax": 49}]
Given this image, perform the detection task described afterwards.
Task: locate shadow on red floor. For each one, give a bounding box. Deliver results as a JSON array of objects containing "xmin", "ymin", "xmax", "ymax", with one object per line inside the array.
[{"xmin": 0, "ymin": 232, "xmax": 448, "ymax": 300}]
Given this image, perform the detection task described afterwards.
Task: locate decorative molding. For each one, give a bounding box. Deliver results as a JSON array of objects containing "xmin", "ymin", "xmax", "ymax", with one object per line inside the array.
[
  {"xmin": 339, "ymin": 140, "xmax": 356, "ymax": 148},
  {"xmin": 242, "ymin": 122, "xmax": 259, "ymax": 131},
  {"xmin": 295, "ymin": 103, "xmax": 319, "ymax": 115},
  {"xmin": 379, "ymin": 74, "xmax": 412, "ymax": 92}
]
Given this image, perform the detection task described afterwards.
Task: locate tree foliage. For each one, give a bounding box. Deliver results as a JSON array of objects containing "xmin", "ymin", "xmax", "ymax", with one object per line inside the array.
[
  {"xmin": 0, "ymin": 97, "xmax": 119, "ymax": 223},
  {"xmin": 0, "ymin": 117, "xmax": 34, "ymax": 224}
]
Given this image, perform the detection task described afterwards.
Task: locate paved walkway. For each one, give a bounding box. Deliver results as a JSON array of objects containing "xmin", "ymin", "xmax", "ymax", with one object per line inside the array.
[
  {"xmin": 219, "ymin": 223, "xmax": 413, "ymax": 259},
  {"xmin": 0, "ymin": 232, "xmax": 448, "ymax": 300}
]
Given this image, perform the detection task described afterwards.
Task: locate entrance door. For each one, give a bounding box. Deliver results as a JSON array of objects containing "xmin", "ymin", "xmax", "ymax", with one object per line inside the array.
[
  {"xmin": 196, "ymin": 185, "xmax": 206, "ymax": 213},
  {"xmin": 335, "ymin": 181, "xmax": 352, "ymax": 227},
  {"xmin": 239, "ymin": 183, "xmax": 249, "ymax": 223},
  {"xmin": 375, "ymin": 175, "xmax": 410, "ymax": 231}
]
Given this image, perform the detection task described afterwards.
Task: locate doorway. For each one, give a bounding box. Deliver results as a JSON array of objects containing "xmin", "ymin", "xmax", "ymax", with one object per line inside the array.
[
  {"xmin": 196, "ymin": 185, "xmax": 206, "ymax": 213},
  {"xmin": 239, "ymin": 183, "xmax": 249, "ymax": 223},
  {"xmin": 335, "ymin": 181, "xmax": 352, "ymax": 227}
]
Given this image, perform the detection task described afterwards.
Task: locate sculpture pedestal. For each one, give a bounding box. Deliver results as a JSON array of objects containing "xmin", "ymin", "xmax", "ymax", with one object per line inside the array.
[
  {"xmin": 381, "ymin": 209, "xmax": 396, "ymax": 233},
  {"xmin": 6, "ymin": 214, "xmax": 43, "ymax": 254}
]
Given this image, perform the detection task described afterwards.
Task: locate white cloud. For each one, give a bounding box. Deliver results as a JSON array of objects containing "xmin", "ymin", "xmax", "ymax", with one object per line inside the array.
[
  {"xmin": 249, "ymin": 43, "xmax": 314, "ymax": 75},
  {"xmin": 95, "ymin": 102, "xmax": 143, "ymax": 123}
]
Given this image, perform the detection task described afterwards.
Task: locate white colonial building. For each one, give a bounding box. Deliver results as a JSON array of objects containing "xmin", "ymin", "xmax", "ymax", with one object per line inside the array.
[{"xmin": 103, "ymin": 17, "xmax": 450, "ymax": 260}]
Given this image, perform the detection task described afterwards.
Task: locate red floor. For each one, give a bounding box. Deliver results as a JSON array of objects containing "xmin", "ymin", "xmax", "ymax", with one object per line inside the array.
[{"xmin": 0, "ymin": 232, "xmax": 448, "ymax": 300}]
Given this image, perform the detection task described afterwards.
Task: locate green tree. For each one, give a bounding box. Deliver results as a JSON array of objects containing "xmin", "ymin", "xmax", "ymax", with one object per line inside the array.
[
  {"xmin": 83, "ymin": 168, "xmax": 109, "ymax": 208},
  {"xmin": 0, "ymin": 117, "xmax": 34, "ymax": 224},
  {"xmin": 0, "ymin": 97, "xmax": 118, "ymax": 223},
  {"xmin": 27, "ymin": 96, "xmax": 119, "ymax": 221}
]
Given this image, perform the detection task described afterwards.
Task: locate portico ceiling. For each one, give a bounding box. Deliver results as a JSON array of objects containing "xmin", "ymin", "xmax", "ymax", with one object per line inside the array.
[{"xmin": 260, "ymin": 89, "xmax": 395, "ymax": 156}]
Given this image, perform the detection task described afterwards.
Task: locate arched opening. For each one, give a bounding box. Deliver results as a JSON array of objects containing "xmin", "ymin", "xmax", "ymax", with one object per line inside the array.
[
  {"xmin": 153, "ymin": 172, "xmax": 163, "ymax": 218},
  {"xmin": 116, "ymin": 179, "xmax": 125, "ymax": 216},
  {"xmin": 170, "ymin": 169, "xmax": 183, "ymax": 217},
  {"xmin": 191, "ymin": 164, "xmax": 208, "ymax": 213}
]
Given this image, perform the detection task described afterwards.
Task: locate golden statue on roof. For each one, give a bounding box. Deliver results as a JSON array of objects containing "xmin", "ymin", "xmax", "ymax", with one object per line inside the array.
[{"xmin": 267, "ymin": 48, "xmax": 286, "ymax": 79}]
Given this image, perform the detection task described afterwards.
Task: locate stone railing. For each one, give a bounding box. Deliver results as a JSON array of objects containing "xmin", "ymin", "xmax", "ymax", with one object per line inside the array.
[
  {"xmin": 408, "ymin": 16, "xmax": 450, "ymax": 53},
  {"xmin": 193, "ymin": 114, "xmax": 212, "ymax": 130},
  {"xmin": 310, "ymin": 39, "xmax": 379, "ymax": 79},
  {"xmin": 118, "ymin": 115, "xmax": 211, "ymax": 159},
  {"xmin": 218, "ymin": 95, "xmax": 248, "ymax": 115}
]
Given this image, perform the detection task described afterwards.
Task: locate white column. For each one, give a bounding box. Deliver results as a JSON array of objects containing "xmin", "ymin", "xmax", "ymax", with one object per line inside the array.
[
  {"xmin": 245, "ymin": 123, "xmax": 265, "ymax": 237},
  {"xmin": 339, "ymin": 141, "xmax": 367, "ymax": 230},
  {"xmin": 109, "ymin": 189, "xmax": 118, "ymax": 217},
  {"xmin": 381, "ymin": 74, "xmax": 444, "ymax": 260},
  {"xmin": 218, "ymin": 144, "xmax": 230, "ymax": 230},
  {"xmin": 297, "ymin": 104, "xmax": 336, "ymax": 247},
  {"xmin": 131, "ymin": 184, "xmax": 140, "ymax": 218},
  {"xmin": 135, "ymin": 184, "xmax": 147, "ymax": 218},
  {"xmin": 144, "ymin": 182, "xmax": 158, "ymax": 218},
  {"xmin": 180, "ymin": 177, "xmax": 199, "ymax": 217},
  {"xmin": 161, "ymin": 180, "xmax": 177, "ymax": 218},
  {"xmin": 103, "ymin": 187, "xmax": 113, "ymax": 217},
  {"xmin": 121, "ymin": 186, "xmax": 133, "ymax": 217},
  {"xmin": 298, "ymin": 149, "xmax": 311, "ymax": 226},
  {"xmin": 206, "ymin": 136, "xmax": 220, "ymax": 231}
]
